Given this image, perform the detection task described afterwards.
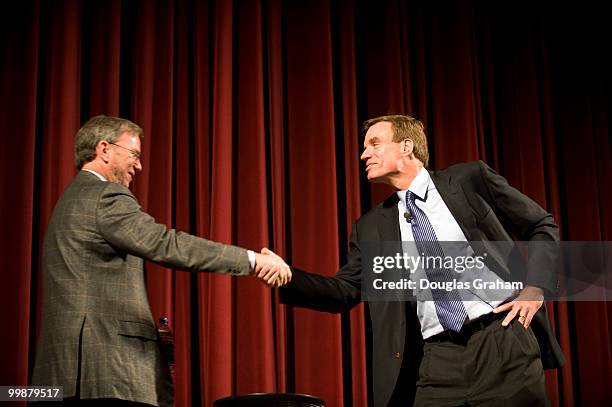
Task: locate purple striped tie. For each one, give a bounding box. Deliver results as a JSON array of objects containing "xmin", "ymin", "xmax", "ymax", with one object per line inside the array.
[{"xmin": 406, "ymin": 191, "xmax": 467, "ymax": 332}]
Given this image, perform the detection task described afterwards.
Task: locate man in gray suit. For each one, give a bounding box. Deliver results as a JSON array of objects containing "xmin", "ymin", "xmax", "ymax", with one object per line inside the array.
[{"xmin": 32, "ymin": 115, "xmax": 288, "ymax": 406}]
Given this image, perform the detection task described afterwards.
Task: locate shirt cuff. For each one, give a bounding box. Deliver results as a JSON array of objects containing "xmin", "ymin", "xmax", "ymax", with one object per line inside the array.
[{"xmin": 247, "ymin": 250, "xmax": 256, "ymax": 271}]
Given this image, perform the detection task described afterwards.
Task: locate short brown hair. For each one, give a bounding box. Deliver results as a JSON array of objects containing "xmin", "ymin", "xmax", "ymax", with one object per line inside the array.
[
  {"xmin": 362, "ymin": 114, "xmax": 429, "ymax": 167},
  {"xmin": 74, "ymin": 115, "xmax": 143, "ymax": 169}
]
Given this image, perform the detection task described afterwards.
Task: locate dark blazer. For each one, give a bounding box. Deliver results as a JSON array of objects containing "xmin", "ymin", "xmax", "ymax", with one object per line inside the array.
[
  {"xmin": 32, "ymin": 171, "xmax": 251, "ymax": 406},
  {"xmin": 280, "ymin": 161, "xmax": 565, "ymax": 407}
]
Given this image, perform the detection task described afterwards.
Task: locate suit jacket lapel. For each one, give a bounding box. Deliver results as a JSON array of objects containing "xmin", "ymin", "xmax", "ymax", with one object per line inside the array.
[
  {"xmin": 429, "ymin": 170, "xmax": 479, "ymax": 240},
  {"xmin": 377, "ymin": 193, "xmax": 401, "ymax": 242},
  {"xmin": 373, "ymin": 193, "xmax": 415, "ymax": 309}
]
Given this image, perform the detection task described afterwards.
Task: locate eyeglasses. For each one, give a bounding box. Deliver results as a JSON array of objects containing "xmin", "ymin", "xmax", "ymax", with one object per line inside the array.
[{"xmin": 109, "ymin": 142, "xmax": 142, "ymax": 161}]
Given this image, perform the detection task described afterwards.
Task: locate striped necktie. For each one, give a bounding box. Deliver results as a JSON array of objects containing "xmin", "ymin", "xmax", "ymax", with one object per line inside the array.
[{"xmin": 406, "ymin": 191, "xmax": 468, "ymax": 332}]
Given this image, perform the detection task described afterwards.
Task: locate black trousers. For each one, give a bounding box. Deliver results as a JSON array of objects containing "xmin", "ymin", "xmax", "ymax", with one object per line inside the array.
[{"xmin": 414, "ymin": 318, "xmax": 549, "ymax": 407}]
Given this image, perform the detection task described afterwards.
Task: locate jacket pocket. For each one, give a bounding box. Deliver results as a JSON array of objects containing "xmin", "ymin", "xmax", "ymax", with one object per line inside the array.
[{"xmin": 117, "ymin": 320, "xmax": 157, "ymax": 341}]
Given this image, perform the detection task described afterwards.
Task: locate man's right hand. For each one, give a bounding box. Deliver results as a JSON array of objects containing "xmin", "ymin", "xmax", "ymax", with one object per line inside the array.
[{"xmin": 254, "ymin": 247, "xmax": 292, "ymax": 288}]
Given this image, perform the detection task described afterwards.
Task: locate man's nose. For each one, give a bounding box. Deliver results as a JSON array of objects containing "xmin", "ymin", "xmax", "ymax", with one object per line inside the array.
[
  {"xmin": 135, "ymin": 160, "xmax": 143, "ymax": 171},
  {"xmin": 360, "ymin": 148, "xmax": 370, "ymax": 161}
]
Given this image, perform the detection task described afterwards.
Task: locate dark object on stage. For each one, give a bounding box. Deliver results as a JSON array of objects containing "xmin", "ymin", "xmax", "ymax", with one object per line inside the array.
[
  {"xmin": 157, "ymin": 316, "xmax": 175, "ymax": 377},
  {"xmin": 214, "ymin": 393, "xmax": 325, "ymax": 407}
]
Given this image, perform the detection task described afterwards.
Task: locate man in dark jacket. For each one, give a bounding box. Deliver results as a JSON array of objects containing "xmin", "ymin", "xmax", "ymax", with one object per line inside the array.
[{"xmin": 273, "ymin": 115, "xmax": 564, "ymax": 406}]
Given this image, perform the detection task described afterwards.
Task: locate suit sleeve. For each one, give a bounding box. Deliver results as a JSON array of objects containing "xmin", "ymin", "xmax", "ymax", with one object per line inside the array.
[
  {"xmin": 477, "ymin": 160, "xmax": 560, "ymax": 295},
  {"xmin": 96, "ymin": 182, "xmax": 250, "ymax": 276},
  {"xmin": 279, "ymin": 223, "xmax": 363, "ymax": 313}
]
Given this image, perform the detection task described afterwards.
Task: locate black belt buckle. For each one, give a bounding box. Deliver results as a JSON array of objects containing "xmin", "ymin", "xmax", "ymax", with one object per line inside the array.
[
  {"xmin": 426, "ymin": 328, "xmax": 468, "ymax": 344},
  {"xmin": 446, "ymin": 329, "xmax": 469, "ymax": 344},
  {"xmin": 463, "ymin": 312, "xmax": 502, "ymax": 336},
  {"xmin": 427, "ymin": 312, "xmax": 501, "ymax": 344}
]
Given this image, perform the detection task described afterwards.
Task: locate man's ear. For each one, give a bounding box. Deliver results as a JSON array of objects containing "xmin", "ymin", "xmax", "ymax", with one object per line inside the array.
[
  {"xmin": 401, "ymin": 138, "xmax": 413, "ymax": 155},
  {"xmin": 96, "ymin": 140, "xmax": 111, "ymax": 163}
]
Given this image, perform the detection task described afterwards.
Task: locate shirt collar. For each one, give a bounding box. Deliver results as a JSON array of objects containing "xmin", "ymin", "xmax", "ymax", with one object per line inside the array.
[
  {"xmin": 82, "ymin": 169, "xmax": 107, "ymax": 182},
  {"xmin": 396, "ymin": 166, "xmax": 430, "ymax": 203}
]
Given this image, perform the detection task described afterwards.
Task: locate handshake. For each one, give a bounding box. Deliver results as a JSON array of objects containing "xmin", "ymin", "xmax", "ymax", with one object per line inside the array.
[{"xmin": 253, "ymin": 248, "xmax": 292, "ymax": 288}]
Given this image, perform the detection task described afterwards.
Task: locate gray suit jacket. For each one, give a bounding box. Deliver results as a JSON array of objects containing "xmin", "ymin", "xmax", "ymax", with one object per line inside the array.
[{"xmin": 32, "ymin": 171, "xmax": 250, "ymax": 406}]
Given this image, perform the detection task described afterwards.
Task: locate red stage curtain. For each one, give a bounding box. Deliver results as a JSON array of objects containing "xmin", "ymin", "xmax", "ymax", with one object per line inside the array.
[{"xmin": 1, "ymin": 1, "xmax": 610, "ymax": 406}]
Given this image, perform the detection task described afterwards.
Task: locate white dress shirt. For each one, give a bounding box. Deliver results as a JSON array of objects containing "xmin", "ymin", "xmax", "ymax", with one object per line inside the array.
[
  {"xmin": 83, "ymin": 168, "xmax": 107, "ymax": 181},
  {"xmin": 397, "ymin": 167, "xmax": 516, "ymax": 339}
]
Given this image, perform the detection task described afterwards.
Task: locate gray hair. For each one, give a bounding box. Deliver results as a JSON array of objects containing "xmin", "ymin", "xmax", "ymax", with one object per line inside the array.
[{"xmin": 74, "ymin": 115, "xmax": 143, "ymax": 169}]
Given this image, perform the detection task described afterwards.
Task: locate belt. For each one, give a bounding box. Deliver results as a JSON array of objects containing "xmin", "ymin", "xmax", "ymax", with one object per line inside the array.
[{"xmin": 425, "ymin": 312, "xmax": 505, "ymax": 344}]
